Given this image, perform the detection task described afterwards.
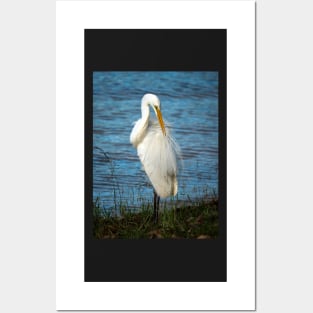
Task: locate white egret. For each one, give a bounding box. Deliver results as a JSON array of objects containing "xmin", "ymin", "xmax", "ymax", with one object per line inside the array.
[{"xmin": 130, "ymin": 93, "xmax": 181, "ymax": 223}]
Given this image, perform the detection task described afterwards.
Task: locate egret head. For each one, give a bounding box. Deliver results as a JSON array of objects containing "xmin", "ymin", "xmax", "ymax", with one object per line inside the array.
[{"xmin": 142, "ymin": 93, "xmax": 166, "ymax": 136}]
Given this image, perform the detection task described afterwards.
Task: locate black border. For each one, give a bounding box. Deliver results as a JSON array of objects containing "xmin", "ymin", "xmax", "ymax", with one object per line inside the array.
[{"xmin": 85, "ymin": 29, "xmax": 226, "ymax": 282}]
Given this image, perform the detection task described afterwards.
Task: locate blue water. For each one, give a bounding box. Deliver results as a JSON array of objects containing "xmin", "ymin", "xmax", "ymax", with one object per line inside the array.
[{"xmin": 93, "ymin": 71, "xmax": 218, "ymax": 211}]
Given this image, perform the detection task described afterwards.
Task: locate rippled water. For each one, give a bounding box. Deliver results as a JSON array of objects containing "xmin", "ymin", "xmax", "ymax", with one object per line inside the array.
[{"xmin": 93, "ymin": 71, "xmax": 218, "ymax": 211}]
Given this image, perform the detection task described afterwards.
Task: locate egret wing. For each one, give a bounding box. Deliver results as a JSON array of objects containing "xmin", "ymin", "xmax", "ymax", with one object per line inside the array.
[{"xmin": 137, "ymin": 123, "xmax": 180, "ymax": 198}]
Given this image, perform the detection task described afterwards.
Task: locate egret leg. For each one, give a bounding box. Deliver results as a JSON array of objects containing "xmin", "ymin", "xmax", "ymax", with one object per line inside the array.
[{"xmin": 153, "ymin": 190, "xmax": 160, "ymax": 223}]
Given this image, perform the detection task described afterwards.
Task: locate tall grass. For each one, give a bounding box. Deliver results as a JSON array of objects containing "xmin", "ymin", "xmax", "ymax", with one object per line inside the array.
[{"xmin": 93, "ymin": 195, "xmax": 218, "ymax": 239}]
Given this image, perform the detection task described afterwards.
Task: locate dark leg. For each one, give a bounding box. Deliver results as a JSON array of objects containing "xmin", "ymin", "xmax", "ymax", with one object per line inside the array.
[{"xmin": 153, "ymin": 190, "xmax": 160, "ymax": 224}]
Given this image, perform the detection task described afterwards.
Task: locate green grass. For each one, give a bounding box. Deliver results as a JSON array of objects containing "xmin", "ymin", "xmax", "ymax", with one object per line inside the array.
[{"xmin": 93, "ymin": 197, "xmax": 219, "ymax": 239}]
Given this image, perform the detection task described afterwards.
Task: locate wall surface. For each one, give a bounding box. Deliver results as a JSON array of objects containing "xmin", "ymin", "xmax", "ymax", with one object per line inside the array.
[{"xmin": 0, "ymin": 0, "xmax": 312, "ymax": 312}]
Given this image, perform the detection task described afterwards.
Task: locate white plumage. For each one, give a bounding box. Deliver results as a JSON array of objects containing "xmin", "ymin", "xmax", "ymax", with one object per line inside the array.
[{"xmin": 130, "ymin": 93, "xmax": 181, "ymax": 198}]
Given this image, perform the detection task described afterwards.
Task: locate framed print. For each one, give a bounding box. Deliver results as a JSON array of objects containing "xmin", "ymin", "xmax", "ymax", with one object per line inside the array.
[
  {"xmin": 85, "ymin": 29, "xmax": 226, "ymax": 283},
  {"xmin": 57, "ymin": 0, "xmax": 255, "ymax": 310}
]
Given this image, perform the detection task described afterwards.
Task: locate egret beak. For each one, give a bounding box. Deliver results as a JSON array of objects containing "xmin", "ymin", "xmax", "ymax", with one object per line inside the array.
[{"xmin": 155, "ymin": 107, "xmax": 166, "ymax": 136}]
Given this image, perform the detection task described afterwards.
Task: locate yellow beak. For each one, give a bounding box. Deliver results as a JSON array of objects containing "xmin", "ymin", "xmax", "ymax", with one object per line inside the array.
[{"xmin": 155, "ymin": 107, "xmax": 166, "ymax": 136}]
